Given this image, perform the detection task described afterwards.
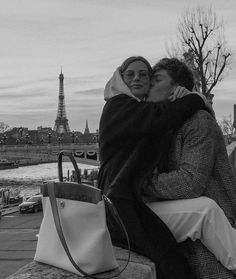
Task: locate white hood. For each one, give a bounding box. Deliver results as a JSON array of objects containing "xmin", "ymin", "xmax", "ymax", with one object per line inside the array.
[{"xmin": 104, "ymin": 67, "xmax": 141, "ymax": 102}]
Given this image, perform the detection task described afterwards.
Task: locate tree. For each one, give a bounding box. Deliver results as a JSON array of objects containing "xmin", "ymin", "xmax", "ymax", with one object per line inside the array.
[
  {"xmin": 0, "ymin": 122, "xmax": 10, "ymax": 133},
  {"xmin": 168, "ymin": 6, "xmax": 231, "ymax": 102},
  {"xmin": 218, "ymin": 114, "xmax": 235, "ymax": 144}
]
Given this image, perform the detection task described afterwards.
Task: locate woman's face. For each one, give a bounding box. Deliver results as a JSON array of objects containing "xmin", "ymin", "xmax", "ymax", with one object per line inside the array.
[
  {"xmin": 122, "ymin": 61, "xmax": 150, "ymax": 100},
  {"xmin": 148, "ymin": 69, "xmax": 176, "ymax": 102}
]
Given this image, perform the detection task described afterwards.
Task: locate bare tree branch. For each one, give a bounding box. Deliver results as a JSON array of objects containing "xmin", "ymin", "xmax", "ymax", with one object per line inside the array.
[
  {"xmin": 207, "ymin": 53, "xmax": 231, "ymax": 94},
  {"xmin": 191, "ymin": 27, "xmax": 201, "ymax": 50},
  {"xmin": 168, "ymin": 5, "xmax": 231, "ymax": 101},
  {"xmin": 202, "ymin": 50, "xmax": 211, "ymax": 63},
  {"xmin": 218, "ymin": 114, "xmax": 235, "ymax": 144},
  {"xmin": 213, "ymin": 45, "xmax": 221, "ymax": 81},
  {"xmin": 204, "ymin": 61, "xmax": 209, "ymax": 77}
]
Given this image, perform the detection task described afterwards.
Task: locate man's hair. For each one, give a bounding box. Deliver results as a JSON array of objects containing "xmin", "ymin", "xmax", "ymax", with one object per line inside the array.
[
  {"xmin": 153, "ymin": 58, "xmax": 194, "ymax": 91},
  {"xmin": 120, "ymin": 56, "xmax": 153, "ymax": 76}
]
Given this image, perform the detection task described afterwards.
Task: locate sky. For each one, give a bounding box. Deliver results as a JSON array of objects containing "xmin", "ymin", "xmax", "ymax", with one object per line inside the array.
[{"xmin": 0, "ymin": 0, "xmax": 235, "ymax": 133}]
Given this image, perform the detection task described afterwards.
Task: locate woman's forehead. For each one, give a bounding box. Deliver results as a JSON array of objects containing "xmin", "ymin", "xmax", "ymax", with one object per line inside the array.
[{"xmin": 125, "ymin": 61, "xmax": 149, "ymax": 71}]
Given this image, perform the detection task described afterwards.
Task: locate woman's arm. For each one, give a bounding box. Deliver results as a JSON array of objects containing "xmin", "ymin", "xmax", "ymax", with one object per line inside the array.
[{"xmin": 99, "ymin": 93, "xmax": 206, "ymax": 144}]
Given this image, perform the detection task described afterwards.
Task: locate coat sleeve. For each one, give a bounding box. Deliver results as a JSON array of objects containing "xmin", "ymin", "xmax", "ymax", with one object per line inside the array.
[
  {"xmin": 100, "ymin": 94, "xmax": 206, "ymax": 143},
  {"xmin": 152, "ymin": 111, "xmax": 216, "ymax": 199}
]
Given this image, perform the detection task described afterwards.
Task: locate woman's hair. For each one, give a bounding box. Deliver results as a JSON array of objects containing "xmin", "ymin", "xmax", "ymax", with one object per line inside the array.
[
  {"xmin": 120, "ymin": 56, "xmax": 153, "ymax": 76},
  {"xmin": 153, "ymin": 58, "xmax": 194, "ymax": 91}
]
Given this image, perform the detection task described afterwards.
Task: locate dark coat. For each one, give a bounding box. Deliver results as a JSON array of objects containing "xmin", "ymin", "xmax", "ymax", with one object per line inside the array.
[{"xmin": 98, "ymin": 94, "xmax": 206, "ymax": 279}]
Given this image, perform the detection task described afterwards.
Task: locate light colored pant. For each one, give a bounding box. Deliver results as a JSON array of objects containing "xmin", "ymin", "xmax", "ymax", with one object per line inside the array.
[{"xmin": 146, "ymin": 197, "xmax": 236, "ymax": 271}]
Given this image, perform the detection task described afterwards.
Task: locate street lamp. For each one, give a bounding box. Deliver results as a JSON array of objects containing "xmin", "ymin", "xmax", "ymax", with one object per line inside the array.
[
  {"xmin": 25, "ymin": 134, "xmax": 30, "ymax": 145},
  {"xmin": 48, "ymin": 133, "xmax": 52, "ymax": 144},
  {"xmin": 58, "ymin": 136, "xmax": 62, "ymax": 145},
  {"xmin": 3, "ymin": 134, "xmax": 7, "ymax": 145},
  {"xmin": 71, "ymin": 131, "xmax": 75, "ymax": 144},
  {"xmin": 93, "ymin": 129, "xmax": 99, "ymax": 144},
  {"xmin": 19, "ymin": 128, "xmax": 23, "ymax": 138}
]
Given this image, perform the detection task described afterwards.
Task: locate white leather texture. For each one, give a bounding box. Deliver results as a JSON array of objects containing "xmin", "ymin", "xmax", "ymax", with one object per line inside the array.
[{"xmin": 35, "ymin": 198, "xmax": 118, "ymax": 275}]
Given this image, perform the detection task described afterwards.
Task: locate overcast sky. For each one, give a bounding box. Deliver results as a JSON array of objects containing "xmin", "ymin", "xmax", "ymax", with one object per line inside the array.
[{"xmin": 0, "ymin": 0, "xmax": 235, "ymax": 132}]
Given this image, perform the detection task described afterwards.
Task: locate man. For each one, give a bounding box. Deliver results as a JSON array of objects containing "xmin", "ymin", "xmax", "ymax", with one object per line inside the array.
[{"xmin": 145, "ymin": 58, "xmax": 236, "ymax": 277}]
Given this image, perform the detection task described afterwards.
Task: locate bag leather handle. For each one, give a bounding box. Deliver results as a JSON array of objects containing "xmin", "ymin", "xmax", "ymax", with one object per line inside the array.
[
  {"xmin": 47, "ymin": 182, "xmax": 130, "ymax": 279},
  {"xmin": 58, "ymin": 150, "xmax": 81, "ymax": 183}
]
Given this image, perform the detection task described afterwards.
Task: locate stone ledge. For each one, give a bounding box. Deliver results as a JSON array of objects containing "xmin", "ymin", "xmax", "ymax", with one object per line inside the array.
[{"xmin": 6, "ymin": 247, "xmax": 156, "ymax": 279}]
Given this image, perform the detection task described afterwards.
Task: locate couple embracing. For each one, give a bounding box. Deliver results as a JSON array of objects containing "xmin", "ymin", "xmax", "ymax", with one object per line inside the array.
[{"xmin": 98, "ymin": 56, "xmax": 236, "ymax": 279}]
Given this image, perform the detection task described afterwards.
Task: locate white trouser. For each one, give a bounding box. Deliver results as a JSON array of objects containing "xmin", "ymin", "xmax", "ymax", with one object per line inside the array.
[{"xmin": 146, "ymin": 197, "xmax": 236, "ymax": 271}]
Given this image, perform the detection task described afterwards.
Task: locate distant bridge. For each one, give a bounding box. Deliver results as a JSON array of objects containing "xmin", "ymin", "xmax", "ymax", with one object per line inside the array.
[{"xmin": 0, "ymin": 144, "xmax": 99, "ymax": 167}]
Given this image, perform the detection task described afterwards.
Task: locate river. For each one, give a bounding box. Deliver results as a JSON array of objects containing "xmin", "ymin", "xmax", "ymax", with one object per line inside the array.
[{"xmin": 0, "ymin": 162, "xmax": 98, "ymax": 199}]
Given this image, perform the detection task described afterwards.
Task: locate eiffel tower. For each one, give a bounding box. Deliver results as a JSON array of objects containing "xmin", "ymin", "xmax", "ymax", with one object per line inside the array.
[{"xmin": 53, "ymin": 69, "xmax": 70, "ymax": 134}]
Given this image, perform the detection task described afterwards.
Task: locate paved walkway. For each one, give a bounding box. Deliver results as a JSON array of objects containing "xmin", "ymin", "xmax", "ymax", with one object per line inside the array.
[
  {"xmin": 1, "ymin": 206, "xmax": 19, "ymax": 216},
  {"xmin": 0, "ymin": 211, "xmax": 43, "ymax": 279}
]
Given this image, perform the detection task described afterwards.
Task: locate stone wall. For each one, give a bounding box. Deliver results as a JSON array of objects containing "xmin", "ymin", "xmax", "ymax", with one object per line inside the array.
[{"xmin": 0, "ymin": 144, "xmax": 99, "ymax": 167}]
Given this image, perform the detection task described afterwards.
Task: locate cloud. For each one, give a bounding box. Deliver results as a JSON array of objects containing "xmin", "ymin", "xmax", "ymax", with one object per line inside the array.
[
  {"xmin": 71, "ymin": 88, "xmax": 103, "ymax": 97},
  {"xmin": 0, "ymin": 85, "xmax": 20, "ymax": 90},
  {"xmin": 0, "ymin": 0, "xmax": 235, "ymax": 131}
]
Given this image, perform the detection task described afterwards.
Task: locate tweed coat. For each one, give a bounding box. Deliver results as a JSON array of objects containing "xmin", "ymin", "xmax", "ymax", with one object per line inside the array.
[{"xmin": 147, "ymin": 109, "xmax": 236, "ymax": 278}]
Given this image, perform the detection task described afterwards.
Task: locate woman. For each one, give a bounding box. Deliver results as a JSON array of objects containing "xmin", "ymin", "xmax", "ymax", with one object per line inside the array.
[{"xmin": 98, "ymin": 56, "xmax": 207, "ymax": 279}]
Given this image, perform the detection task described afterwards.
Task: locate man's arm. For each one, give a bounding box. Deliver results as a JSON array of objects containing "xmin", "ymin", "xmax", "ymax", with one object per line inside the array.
[{"xmin": 152, "ymin": 110, "xmax": 215, "ymax": 199}]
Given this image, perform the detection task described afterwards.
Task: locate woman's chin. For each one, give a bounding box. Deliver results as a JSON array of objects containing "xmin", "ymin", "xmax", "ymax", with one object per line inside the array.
[{"xmin": 131, "ymin": 90, "xmax": 146, "ymax": 100}]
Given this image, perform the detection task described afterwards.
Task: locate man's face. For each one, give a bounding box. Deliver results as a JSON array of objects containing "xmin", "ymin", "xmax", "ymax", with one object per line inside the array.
[{"xmin": 149, "ymin": 69, "xmax": 176, "ymax": 102}]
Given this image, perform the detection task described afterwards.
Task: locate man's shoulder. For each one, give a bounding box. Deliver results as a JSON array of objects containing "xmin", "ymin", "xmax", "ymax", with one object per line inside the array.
[
  {"xmin": 191, "ymin": 109, "xmax": 214, "ymax": 120},
  {"xmin": 181, "ymin": 109, "xmax": 216, "ymax": 131},
  {"xmin": 103, "ymin": 94, "xmax": 132, "ymax": 112},
  {"xmin": 188, "ymin": 109, "xmax": 214, "ymax": 123}
]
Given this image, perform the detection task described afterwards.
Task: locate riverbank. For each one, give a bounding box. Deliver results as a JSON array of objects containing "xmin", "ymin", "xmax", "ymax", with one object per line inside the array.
[
  {"xmin": 0, "ymin": 157, "xmax": 99, "ymax": 170},
  {"xmin": 0, "ymin": 179, "xmax": 43, "ymax": 200},
  {"xmin": 18, "ymin": 159, "xmax": 57, "ymax": 167},
  {"xmin": 1, "ymin": 205, "xmax": 19, "ymax": 216},
  {"xmin": 0, "ymin": 161, "xmax": 99, "ymax": 200}
]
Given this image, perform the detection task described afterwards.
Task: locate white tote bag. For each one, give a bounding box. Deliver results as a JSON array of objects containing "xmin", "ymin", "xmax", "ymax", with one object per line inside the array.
[
  {"xmin": 34, "ymin": 181, "xmax": 118, "ymax": 276},
  {"xmin": 34, "ymin": 151, "xmax": 130, "ymax": 278}
]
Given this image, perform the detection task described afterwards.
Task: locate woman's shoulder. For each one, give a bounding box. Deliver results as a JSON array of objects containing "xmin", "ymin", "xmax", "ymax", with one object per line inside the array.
[
  {"xmin": 104, "ymin": 94, "xmax": 139, "ymax": 111},
  {"xmin": 106, "ymin": 94, "xmax": 133, "ymax": 103},
  {"xmin": 101, "ymin": 94, "xmax": 132, "ymax": 117}
]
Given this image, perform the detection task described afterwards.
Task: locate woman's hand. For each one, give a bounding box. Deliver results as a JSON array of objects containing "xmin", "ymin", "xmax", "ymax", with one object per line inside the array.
[
  {"xmin": 146, "ymin": 85, "xmax": 189, "ymax": 103},
  {"xmin": 168, "ymin": 86, "xmax": 191, "ymax": 102},
  {"xmin": 169, "ymin": 86, "xmax": 215, "ymax": 117}
]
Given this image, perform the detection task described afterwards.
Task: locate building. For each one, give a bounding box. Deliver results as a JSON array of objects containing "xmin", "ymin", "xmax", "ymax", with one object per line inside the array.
[{"xmin": 84, "ymin": 120, "xmax": 90, "ymax": 134}]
